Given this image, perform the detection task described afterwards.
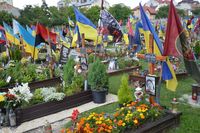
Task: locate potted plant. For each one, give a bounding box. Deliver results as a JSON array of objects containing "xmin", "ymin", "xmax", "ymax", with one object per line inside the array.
[
  {"xmin": 118, "ymin": 75, "xmax": 133, "ymax": 107},
  {"xmin": 88, "ymin": 59, "xmax": 108, "ymax": 103}
]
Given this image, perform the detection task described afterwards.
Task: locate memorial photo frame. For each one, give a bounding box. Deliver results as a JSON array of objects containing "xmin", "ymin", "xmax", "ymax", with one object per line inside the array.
[{"xmin": 145, "ymin": 75, "xmax": 156, "ymax": 96}]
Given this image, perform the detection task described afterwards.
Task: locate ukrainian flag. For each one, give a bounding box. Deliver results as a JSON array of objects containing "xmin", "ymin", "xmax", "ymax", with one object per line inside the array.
[
  {"xmin": 139, "ymin": 4, "xmax": 178, "ymax": 91},
  {"xmin": 3, "ymin": 22, "xmax": 20, "ymax": 46},
  {"xmin": 72, "ymin": 25, "xmax": 81, "ymax": 47},
  {"xmin": 74, "ymin": 7, "xmax": 100, "ymax": 45},
  {"xmin": 26, "ymin": 25, "xmax": 36, "ymax": 37},
  {"xmin": 140, "ymin": 4, "xmax": 162, "ymax": 56},
  {"xmin": 13, "ymin": 19, "xmax": 39, "ymax": 60}
]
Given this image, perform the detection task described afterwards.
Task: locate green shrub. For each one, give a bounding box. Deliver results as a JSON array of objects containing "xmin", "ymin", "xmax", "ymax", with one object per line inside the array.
[
  {"xmin": 118, "ymin": 75, "xmax": 133, "ymax": 104},
  {"xmin": 88, "ymin": 59, "xmax": 108, "ymax": 91},
  {"xmin": 117, "ymin": 57, "xmax": 139, "ymax": 69},
  {"xmin": 88, "ymin": 53, "xmax": 95, "ymax": 64},
  {"xmin": 63, "ymin": 58, "xmax": 75, "ymax": 87},
  {"xmin": 194, "ymin": 41, "xmax": 200, "ymax": 55}
]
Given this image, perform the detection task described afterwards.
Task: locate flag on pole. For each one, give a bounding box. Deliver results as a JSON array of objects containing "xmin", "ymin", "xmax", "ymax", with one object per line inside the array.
[
  {"xmin": 99, "ymin": 9, "xmax": 123, "ymax": 42},
  {"xmin": 164, "ymin": 0, "xmax": 200, "ymax": 83},
  {"xmin": 35, "ymin": 23, "xmax": 57, "ymax": 47},
  {"xmin": 74, "ymin": 7, "xmax": 99, "ymax": 43},
  {"xmin": 139, "ymin": 3, "xmax": 162, "ymax": 56},
  {"xmin": 3, "ymin": 22, "xmax": 20, "ymax": 46},
  {"xmin": 12, "ymin": 19, "xmax": 39, "ymax": 59},
  {"xmin": 139, "ymin": 3, "xmax": 178, "ymax": 91}
]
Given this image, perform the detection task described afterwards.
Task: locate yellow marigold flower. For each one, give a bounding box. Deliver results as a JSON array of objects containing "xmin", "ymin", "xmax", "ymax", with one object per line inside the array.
[
  {"xmin": 100, "ymin": 117, "xmax": 104, "ymax": 121},
  {"xmin": 133, "ymin": 119, "xmax": 139, "ymax": 125},
  {"xmin": 96, "ymin": 121, "xmax": 102, "ymax": 125},
  {"xmin": 0, "ymin": 95, "xmax": 5, "ymax": 102},
  {"xmin": 122, "ymin": 123, "xmax": 126, "ymax": 126},
  {"xmin": 140, "ymin": 113, "xmax": 145, "ymax": 119}
]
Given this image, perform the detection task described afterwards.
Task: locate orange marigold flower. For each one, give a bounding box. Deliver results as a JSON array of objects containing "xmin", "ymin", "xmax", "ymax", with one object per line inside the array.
[
  {"xmin": 114, "ymin": 112, "xmax": 119, "ymax": 117},
  {"xmin": 117, "ymin": 120, "xmax": 123, "ymax": 126}
]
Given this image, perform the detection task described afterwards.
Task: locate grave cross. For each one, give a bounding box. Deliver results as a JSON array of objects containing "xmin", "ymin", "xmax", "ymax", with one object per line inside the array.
[{"xmin": 136, "ymin": 34, "xmax": 166, "ymax": 104}]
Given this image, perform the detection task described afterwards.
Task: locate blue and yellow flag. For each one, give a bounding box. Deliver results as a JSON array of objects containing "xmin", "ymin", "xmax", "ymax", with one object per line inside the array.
[
  {"xmin": 140, "ymin": 3, "xmax": 162, "ymax": 56},
  {"xmin": 26, "ymin": 25, "xmax": 36, "ymax": 36},
  {"xmin": 74, "ymin": 7, "xmax": 99, "ymax": 44},
  {"xmin": 72, "ymin": 25, "xmax": 81, "ymax": 47},
  {"xmin": 3, "ymin": 22, "xmax": 20, "ymax": 46},
  {"xmin": 13, "ymin": 19, "xmax": 39, "ymax": 59},
  {"xmin": 139, "ymin": 4, "xmax": 178, "ymax": 91}
]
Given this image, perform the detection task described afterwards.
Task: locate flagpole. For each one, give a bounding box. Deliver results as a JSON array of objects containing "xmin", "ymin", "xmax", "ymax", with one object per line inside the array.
[{"xmin": 33, "ymin": 22, "xmax": 38, "ymax": 62}]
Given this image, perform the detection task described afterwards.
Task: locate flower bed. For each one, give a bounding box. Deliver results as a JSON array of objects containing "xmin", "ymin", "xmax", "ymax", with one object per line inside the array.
[
  {"xmin": 0, "ymin": 77, "xmax": 62, "ymax": 93},
  {"xmin": 15, "ymin": 90, "xmax": 92, "ymax": 125},
  {"xmin": 63, "ymin": 101, "xmax": 181, "ymax": 133}
]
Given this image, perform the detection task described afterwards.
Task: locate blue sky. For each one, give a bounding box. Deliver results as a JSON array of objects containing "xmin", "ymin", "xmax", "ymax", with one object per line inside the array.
[{"xmin": 13, "ymin": 0, "xmax": 188, "ymax": 9}]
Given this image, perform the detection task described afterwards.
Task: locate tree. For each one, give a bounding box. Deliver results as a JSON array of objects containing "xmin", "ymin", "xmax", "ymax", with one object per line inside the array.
[
  {"xmin": 192, "ymin": 8, "xmax": 200, "ymax": 16},
  {"xmin": 0, "ymin": 11, "xmax": 14, "ymax": 25},
  {"xmin": 156, "ymin": 5, "xmax": 185, "ymax": 19},
  {"xmin": 85, "ymin": 6, "xmax": 100, "ymax": 25},
  {"xmin": 109, "ymin": 4, "xmax": 132, "ymax": 22}
]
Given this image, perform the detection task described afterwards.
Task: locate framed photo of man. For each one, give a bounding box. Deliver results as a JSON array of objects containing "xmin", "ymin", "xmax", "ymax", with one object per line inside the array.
[{"xmin": 145, "ymin": 75, "xmax": 156, "ymax": 96}]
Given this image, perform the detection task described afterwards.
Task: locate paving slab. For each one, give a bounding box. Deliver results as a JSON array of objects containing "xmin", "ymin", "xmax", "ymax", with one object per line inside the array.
[{"xmin": 1, "ymin": 94, "xmax": 118, "ymax": 133}]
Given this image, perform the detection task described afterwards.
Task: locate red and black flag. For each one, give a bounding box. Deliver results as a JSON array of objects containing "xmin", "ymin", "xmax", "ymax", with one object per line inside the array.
[
  {"xmin": 35, "ymin": 23, "xmax": 57, "ymax": 47},
  {"xmin": 99, "ymin": 9, "xmax": 123, "ymax": 42},
  {"xmin": 164, "ymin": 0, "xmax": 200, "ymax": 83}
]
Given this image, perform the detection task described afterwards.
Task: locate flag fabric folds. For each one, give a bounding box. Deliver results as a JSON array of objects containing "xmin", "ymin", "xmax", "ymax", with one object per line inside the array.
[
  {"xmin": 99, "ymin": 9, "xmax": 123, "ymax": 42},
  {"xmin": 74, "ymin": 7, "xmax": 99, "ymax": 43},
  {"xmin": 139, "ymin": 3, "xmax": 163, "ymax": 56},
  {"xmin": 35, "ymin": 23, "xmax": 57, "ymax": 47},
  {"xmin": 139, "ymin": 3, "xmax": 178, "ymax": 91},
  {"xmin": 13, "ymin": 19, "xmax": 39, "ymax": 59},
  {"xmin": 72, "ymin": 25, "xmax": 81, "ymax": 47},
  {"xmin": 164, "ymin": 0, "xmax": 200, "ymax": 83},
  {"xmin": 3, "ymin": 22, "xmax": 20, "ymax": 46}
]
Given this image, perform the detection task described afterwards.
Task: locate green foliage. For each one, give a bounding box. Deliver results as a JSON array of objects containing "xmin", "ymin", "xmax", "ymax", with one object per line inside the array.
[
  {"xmin": 192, "ymin": 8, "xmax": 200, "ymax": 16},
  {"xmin": 118, "ymin": 75, "xmax": 133, "ymax": 104},
  {"xmin": 0, "ymin": 11, "xmax": 14, "ymax": 25},
  {"xmin": 88, "ymin": 59, "xmax": 108, "ymax": 90},
  {"xmin": 9, "ymin": 45, "xmax": 22, "ymax": 61},
  {"xmin": 109, "ymin": 4, "xmax": 132, "ymax": 21},
  {"xmin": 194, "ymin": 41, "xmax": 200, "ymax": 55},
  {"xmin": 30, "ymin": 89, "xmax": 44, "ymax": 105},
  {"xmin": 84, "ymin": 6, "xmax": 100, "ymax": 25},
  {"xmin": 88, "ymin": 53, "xmax": 95, "ymax": 64},
  {"xmin": 0, "ymin": 79, "xmax": 8, "ymax": 88},
  {"xmin": 117, "ymin": 57, "xmax": 139, "ymax": 69},
  {"xmin": 63, "ymin": 58, "xmax": 75, "ymax": 87},
  {"xmin": 156, "ymin": 6, "xmax": 185, "ymax": 19},
  {"xmin": 64, "ymin": 75, "xmax": 84, "ymax": 96}
]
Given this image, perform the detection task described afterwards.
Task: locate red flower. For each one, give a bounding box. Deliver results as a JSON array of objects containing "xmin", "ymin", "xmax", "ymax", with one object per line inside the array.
[
  {"xmin": 4, "ymin": 93, "xmax": 16, "ymax": 100},
  {"xmin": 71, "ymin": 109, "xmax": 79, "ymax": 122}
]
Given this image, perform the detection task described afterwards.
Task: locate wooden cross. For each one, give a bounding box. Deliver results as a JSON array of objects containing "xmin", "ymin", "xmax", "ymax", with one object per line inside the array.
[{"xmin": 136, "ymin": 34, "xmax": 167, "ymax": 104}]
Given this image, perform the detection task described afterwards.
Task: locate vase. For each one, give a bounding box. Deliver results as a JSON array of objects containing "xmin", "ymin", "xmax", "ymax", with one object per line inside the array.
[{"xmin": 3, "ymin": 108, "xmax": 10, "ymax": 126}]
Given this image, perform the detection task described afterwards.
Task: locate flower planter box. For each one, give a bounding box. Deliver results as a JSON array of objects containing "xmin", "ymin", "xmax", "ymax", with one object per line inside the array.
[
  {"xmin": 15, "ymin": 90, "xmax": 92, "ymax": 126},
  {"xmin": 126, "ymin": 111, "xmax": 182, "ymax": 133},
  {"xmin": 0, "ymin": 77, "xmax": 62, "ymax": 93},
  {"xmin": 107, "ymin": 66, "xmax": 141, "ymax": 76}
]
